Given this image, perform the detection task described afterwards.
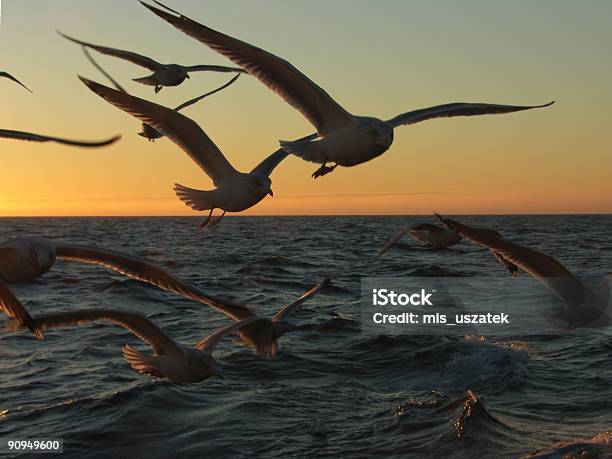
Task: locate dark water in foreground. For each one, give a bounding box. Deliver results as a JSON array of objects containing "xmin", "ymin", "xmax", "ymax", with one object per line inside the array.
[{"xmin": 0, "ymin": 216, "xmax": 611, "ymax": 458}]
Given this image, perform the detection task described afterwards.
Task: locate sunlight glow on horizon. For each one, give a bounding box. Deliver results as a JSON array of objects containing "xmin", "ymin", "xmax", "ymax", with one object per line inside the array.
[{"xmin": 1, "ymin": 0, "xmax": 611, "ymax": 216}]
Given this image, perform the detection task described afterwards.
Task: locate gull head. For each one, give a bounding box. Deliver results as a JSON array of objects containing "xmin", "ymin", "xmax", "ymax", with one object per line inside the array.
[
  {"xmin": 189, "ymin": 351, "xmax": 224, "ymax": 381},
  {"xmin": 361, "ymin": 117, "xmax": 394, "ymax": 149},
  {"xmin": 251, "ymin": 174, "xmax": 273, "ymax": 198}
]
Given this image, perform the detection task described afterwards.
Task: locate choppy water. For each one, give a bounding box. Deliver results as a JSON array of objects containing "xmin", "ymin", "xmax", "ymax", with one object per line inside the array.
[{"xmin": 1, "ymin": 216, "xmax": 611, "ymax": 458}]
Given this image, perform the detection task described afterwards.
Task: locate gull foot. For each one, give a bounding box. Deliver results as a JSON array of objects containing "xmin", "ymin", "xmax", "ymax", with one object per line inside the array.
[{"xmin": 312, "ymin": 163, "xmax": 338, "ymax": 179}]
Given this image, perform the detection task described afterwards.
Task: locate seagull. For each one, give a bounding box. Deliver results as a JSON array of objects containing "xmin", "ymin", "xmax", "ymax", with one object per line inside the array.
[
  {"xmin": 183, "ymin": 277, "xmax": 329, "ymax": 358},
  {"xmin": 7, "ymin": 307, "xmax": 258, "ymax": 383},
  {"xmin": 81, "ymin": 46, "xmax": 240, "ymax": 142},
  {"xmin": 435, "ymin": 214, "xmax": 612, "ymax": 328},
  {"xmin": 80, "ymin": 76, "xmax": 302, "ymax": 228},
  {"xmin": 0, "ymin": 280, "xmax": 43, "ymax": 339},
  {"xmin": 58, "ymin": 30, "xmax": 245, "ymax": 93},
  {"xmin": 377, "ymin": 222, "xmax": 461, "ymax": 257},
  {"xmin": 0, "ymin": 129, "xmax": 120, "ymax": 147},
  {"xmin": 0, "ymin": 71, "xmax": 32, "ymax": 92},
  {"xmin": 0, "ymin": 237, "xmax": 253, "ymax": 322},
  {"xmin": 141, "ymin": 0, "xmax": 555, "ymax": 178}
]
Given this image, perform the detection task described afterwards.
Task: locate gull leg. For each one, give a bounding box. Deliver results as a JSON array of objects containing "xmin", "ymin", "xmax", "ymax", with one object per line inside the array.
[
  {"xmin": 200, "ymin": 209, "xmax": 214, "ymax": 229},
  {"xmin": 208, "ymin": 210, "xmax": 227, "ymax": 227},
  {"xmin": 312, "ymin": 163, "xmax": 338, "ymax": 179},
  {"xmin": 155, "ymin": 85, "xmax": 163, "ymax": 93}
]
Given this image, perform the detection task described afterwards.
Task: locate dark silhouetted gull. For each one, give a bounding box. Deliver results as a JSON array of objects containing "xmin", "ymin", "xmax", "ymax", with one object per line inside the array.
[
  {"xmin": 81, "ymin": 46, "xmax": 240, "ymax": 141},
  {"xmin": 378, "ymin": 222, "xmax": 461, "ymax": 257},
  {"xmin": 80, "ymin": 76, "xmax": 301, "ymax": 228},
  {"xmin": 8, "ymin": 307, "xmax": 258, "ymax": 383},
  {"xmin": 141, "ymin": 1, "xmax": 554, "ymax": 178},
  {"xmin": 436, "ymin": 214, "xmax": 611, "ymax": 328},
  {"xmin": 59, "ymin": 30, "xmax": 245, "ymax": 93}
]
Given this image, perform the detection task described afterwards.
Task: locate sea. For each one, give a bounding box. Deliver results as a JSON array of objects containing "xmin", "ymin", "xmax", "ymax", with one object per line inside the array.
[{"xmin": 0, "ymin": 216, "xmax": 611, "ymax": 458}]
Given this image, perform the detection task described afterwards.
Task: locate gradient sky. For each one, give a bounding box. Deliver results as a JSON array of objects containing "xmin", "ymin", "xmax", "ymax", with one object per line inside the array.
[{"xmin": 1, "ymin": 0, "xmax": 611, "ymax": 216}]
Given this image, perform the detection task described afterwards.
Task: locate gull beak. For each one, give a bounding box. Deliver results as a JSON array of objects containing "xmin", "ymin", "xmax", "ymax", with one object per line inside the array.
[{"xmin": 268, "ymin": 189, "xmax": 274, "ymax": 197}]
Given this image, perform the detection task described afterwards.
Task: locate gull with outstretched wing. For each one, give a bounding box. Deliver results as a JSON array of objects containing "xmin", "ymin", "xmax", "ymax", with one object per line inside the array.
[
  {"xmin": 59, "ymin": 30, "xmax": 245, "ymax": 93},
  {"xmin": 80, "ymin": 76, "xmax": 307, "ymax": 228},
  {"xmin": 7, "ymin": 306, "xmax": 257, "ymax": 383},
  {"xmin": 141, "ymin": 0, "xmax": 554, "ymax": 178},
  {"xmin": 377, "ymin": 222, "xmax": 461, "ymax": 258},
  {"xmin": 81, "ymin": 46, "xmax": 240, "ymax": 141},
  {"xmin": 435, "ymin": 213, "xmax": 611, "ymax": 328}
]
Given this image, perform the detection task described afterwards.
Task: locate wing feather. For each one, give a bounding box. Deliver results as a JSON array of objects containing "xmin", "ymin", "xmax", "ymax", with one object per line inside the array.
[
  {"xmin": 141, "ymin": 1, "xmax": 352, "ymax": 134},
  {"xmin": 0, "ymin": 281, "xmax": 43, "ymax": 339},
  {"xmin": 55, "ymin": 244, "xmax": 254, "ymax": 321},
  {"xmin": 272, "ymin": 278, "xmax": 330, "ymax": 322},
  {"xmin": 79, "ymin": 77, "xmax": 239, "ymax": 184},
  {"xmin": 58, "ymin": 31, "xmax": 161, "ymax": 70},
  {"xmin": 29, "ymin": 308, "xmax": 181, "ymax": 356},
  {"xmin": 435, "ymin": 214, "xmax": 585, "ymax": 307},
  {"xmin": 388, "ymin": 101, "xmax": 554, "ymax": 128},
  {"xmin": 0, "ymin": 129, "xmax": 120, "ymax": 147}
]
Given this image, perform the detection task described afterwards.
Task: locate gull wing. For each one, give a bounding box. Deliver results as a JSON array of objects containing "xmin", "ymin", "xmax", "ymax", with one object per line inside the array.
[
  {"xmin": 377, "ymin": 224, "xmax": 412, "ymax": 258},
  {"xmin": 80, "ymin": 77, "xmax": 240, "ymax": 185},
  {"xmin": 0, "ymin": 281, "xmax": 43, "ymax": 339},
  {"xmin": 55, "ymin": 244, "xmax": 254, "ymax": 321},
  {"xmin": 82, "ymin": 46, "xmax": 127, "ymax": 93},
  {"xmin": 174, "ymin": 73, "xmax": 240, "ymax": 111},
  {"xmin": 272, "ymin": 278, "xmax": 330, "ymax": 322},
  {"xmin": 0, "ymin": 129, "xmax": 120, "ymax": 147},
  {"xmin": 435, "ymin": 214, "xmax": 585, "ymax": 307},
  {"xmin": 29, "ymin": 308, "xmax": 182, "ymax": 356},
  {"xmin": 183, "ymin": 64, "xmax": 246, "ymax": 74},
  {"xmin": 141, "ymin": 1, "xmax": 353, "ymax": 135},
  {"xmin": 387, "ymin": 101, "xmax": 554, "ymax": 128},
  {"xmin": 58, "ymin": 31, "xmax": 161, "ymax": 70},
  {"xmin": 249, "ymin": 148, "xmax": 289, "ymax": 177},
  {"xmin": 195, "ymin": 316, "xmax": 258, "ymax": 352},
  {"xmin": 0, "ymin": 71, "xmax": 32, "ymax": 92}
]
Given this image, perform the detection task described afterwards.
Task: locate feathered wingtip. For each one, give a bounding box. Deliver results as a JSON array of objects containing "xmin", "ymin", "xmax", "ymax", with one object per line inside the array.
[
  {"xmin": 5, "ymin": 319, "xmax": 44, "ymax": 340},
  {"xmin": 433, "ymin": 212, "xmax": 450, "ymax": 226}
]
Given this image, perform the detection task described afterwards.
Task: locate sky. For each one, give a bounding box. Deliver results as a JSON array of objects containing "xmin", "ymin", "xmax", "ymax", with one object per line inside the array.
[{"xmin": 1, "ymin": 0, "xmax": 611, "ymax": 216}]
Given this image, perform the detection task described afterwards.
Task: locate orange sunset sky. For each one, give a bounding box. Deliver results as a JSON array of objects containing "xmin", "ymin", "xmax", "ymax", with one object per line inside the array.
[{"xmin": 1, "ymin": 0, "xmax": 611, "ymax": 216}]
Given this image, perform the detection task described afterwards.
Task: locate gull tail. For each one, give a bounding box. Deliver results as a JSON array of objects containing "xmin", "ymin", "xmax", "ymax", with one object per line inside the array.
[
  {"xmin": 279, "ymin": 138, "xmax": 324, "ymax": 164},
  {"xmin": 174, "ymin": 183, "xmax": 216, "ymax": 211},
  {"xmin": 122, "ymin": 345, "xmax": 163, "ymax": 377},
  {"xmin": 132, "ymin": 74, "xmax": 158, "ymax": 86}
]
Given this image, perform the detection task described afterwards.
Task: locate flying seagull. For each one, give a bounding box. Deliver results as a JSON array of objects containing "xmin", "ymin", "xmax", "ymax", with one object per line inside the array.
[
  {"xmin": 195, "ymin": 277, "xmax": 330, "ymax": 358},
  {"xmin": 58, "ymin": 30, "xmax": 245, "ymax": 93},
  {"xmin": 141, "ymin": 0, "xmax": 554, "ymax": 178},
  {"xmin": 0, "ymin": 129, "xmax": 120, "ymax": 147},
  {"xmin": 435, "ymin": 214, "xmax": 612, "ymax": 328},
  {"xmin": 8, "ymin": 307, "xmax": 258, "ymax": 383},
  {"xmin": 80, "ymin": 76, "xmax": 301, "ymax": 228},
  {"xmin": 0, "ymin": 237, "xmax": 253, "ymax": 324},
  {"xmin": 0, "ymin": 71, "xmax": 32, "ymax": 92},
  {"xmin": 377, "ymin": 222, "xmax": 461, "ymax": 257},
  {"xmin": 81, "ymin": 46, "xmax": 240, "ymax": 141}
]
